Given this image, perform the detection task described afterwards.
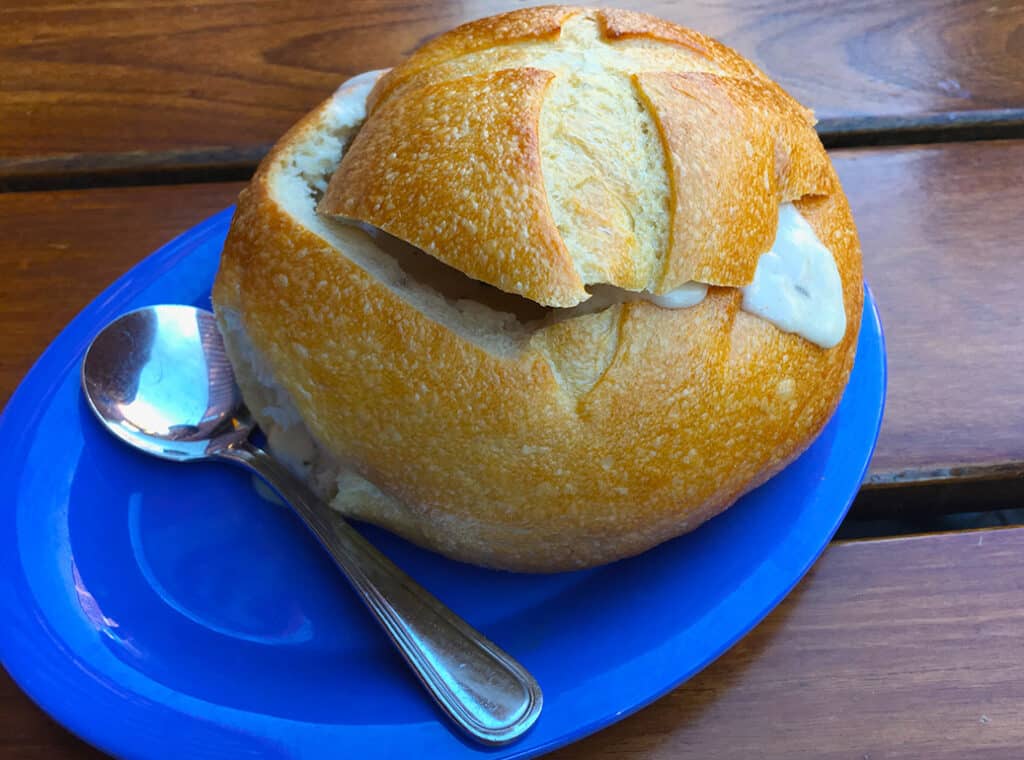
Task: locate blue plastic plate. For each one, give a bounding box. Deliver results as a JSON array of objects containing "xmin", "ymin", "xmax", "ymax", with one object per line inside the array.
[{"xmin": 1, "ymin": 207, "xmax": 885, "ymax": 758}]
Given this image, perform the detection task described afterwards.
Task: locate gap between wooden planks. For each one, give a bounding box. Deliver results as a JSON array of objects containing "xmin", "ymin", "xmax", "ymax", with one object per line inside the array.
[{"xmin": 5, "ymin": 110, "xmax": 1024, "ymax": 193}]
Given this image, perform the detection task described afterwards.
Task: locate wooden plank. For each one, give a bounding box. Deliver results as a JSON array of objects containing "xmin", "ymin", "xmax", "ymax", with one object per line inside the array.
[
  {"xmin": 4, "ymin": 526, "xmax": 1024, "ymax": 758},
  {"xmin": 832, "ymin": 141, "xmax": 1024, "ymax": 486},
  {"xmin": 0, "ymin": 140, "xmax": 1021, "ymax": 480},
  {"xmin": 554, "ymin": 527, "xmax": 1024, "ymax": 760},
  {"xmin": 2, "ymin": 0, "xmax": 1023, "ymax": 168},
  {"xmin": 0, "ymin": 182, "xmax": 243, "ymax": 407},
  {"xmin": 3, "ymin": 143, "xmax": 1022, "ymax": 487}
]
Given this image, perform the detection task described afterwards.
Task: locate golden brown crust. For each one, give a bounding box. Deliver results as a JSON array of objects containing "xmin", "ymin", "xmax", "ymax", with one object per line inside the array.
[
  {"xmin": 368, "ymin": 5, "xmax": 581, "ymax": 112},
  {"xmin": 213, "ymin": 7, "xmax": 864, "ymax": 571},
  {"xmin": 319, "ymin": 67, "xmax": 587, "ymax": 307},
  {"xmin": 320, "ymin": 5, "xmax": 835, "ymax": 303},
  {"xmin": 636, "ymin": 71, "xmax": 831, "ymax": 290}
]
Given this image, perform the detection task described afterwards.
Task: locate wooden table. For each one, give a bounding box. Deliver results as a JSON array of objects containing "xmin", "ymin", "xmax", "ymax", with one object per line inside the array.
[{"xmin": 2, "ymin": 1, "xmax": 1023, "ymax": 757}]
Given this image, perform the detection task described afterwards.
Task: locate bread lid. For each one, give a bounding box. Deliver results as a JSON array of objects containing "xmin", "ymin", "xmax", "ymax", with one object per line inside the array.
[{"xmin": 317, "ymin": 6, "xmax": 833, "ymax": 307}]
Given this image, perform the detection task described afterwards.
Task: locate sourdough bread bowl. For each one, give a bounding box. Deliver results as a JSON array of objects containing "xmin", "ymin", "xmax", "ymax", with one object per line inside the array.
[{"xmin": 211, "ymin": 6, "xmax": 863, "ymax": 572}]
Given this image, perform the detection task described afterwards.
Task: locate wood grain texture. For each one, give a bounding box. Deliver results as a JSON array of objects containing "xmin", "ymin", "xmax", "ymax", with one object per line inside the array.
[
  {"xmin": 4, "ymin": 527, "xmax": 1024, "ymax": 758},
  {"xmin": 0, "ymin": 681, "xmax": 105, "ymax": 760},
  {"xmin": 2, "ymin": 0, "xmax": 1022, "ymax": 165},
  {"xmin": 553, "ymin": 527, "xmax": 1024, "ymax": 760},
  {"xmin": 0, "ymin": 182, "xmax": 244, "ymax": 407},
  {"xmin": 832, "ymin": 140, "xmax": 1024, "ymax": 484}
]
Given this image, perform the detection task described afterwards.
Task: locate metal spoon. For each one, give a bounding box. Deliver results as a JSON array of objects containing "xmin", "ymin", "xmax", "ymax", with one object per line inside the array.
[{"xmin": 80, "ymin": 304, "xmax": 542, "ymax": 745}]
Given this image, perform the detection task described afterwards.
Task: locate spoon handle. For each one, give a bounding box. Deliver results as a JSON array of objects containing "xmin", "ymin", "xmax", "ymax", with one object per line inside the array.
[{"xmin": 214, "ymin": 440, "xmax": 542, "ymax": 745}]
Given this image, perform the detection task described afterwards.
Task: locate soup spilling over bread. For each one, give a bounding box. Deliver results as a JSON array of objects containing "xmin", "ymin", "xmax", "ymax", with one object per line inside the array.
[{"xmin": 212, "ymin": 6, "xmax": 863, "ymax": 572}]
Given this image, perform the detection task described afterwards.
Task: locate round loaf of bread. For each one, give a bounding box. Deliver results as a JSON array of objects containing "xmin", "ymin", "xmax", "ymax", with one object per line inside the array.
[{"xmin": 212, "ymin": 6, "xmax": 863, "ymax": 572}]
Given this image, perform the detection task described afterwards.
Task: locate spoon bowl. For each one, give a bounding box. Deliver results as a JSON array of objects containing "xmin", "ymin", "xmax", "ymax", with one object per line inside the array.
[
  {"xmin": 82, "ymin": 305, "xmax": 249, "ymax": 461},
  {"xmin": 80, "ymin": 304, "xmax": 543, "ymax": 745}
]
